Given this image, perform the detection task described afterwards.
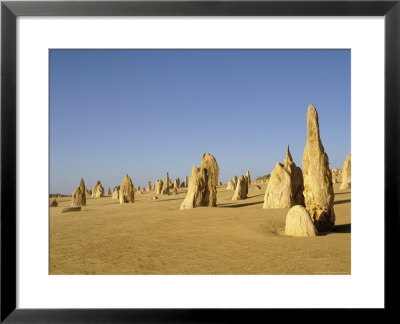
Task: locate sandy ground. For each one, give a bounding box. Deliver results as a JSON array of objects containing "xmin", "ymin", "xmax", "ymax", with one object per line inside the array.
[{"xmin": 50, "ymin": 183, "xmax": 350, "ymax": 275}]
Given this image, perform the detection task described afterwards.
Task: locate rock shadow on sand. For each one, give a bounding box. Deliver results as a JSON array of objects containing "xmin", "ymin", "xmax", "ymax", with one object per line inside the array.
[
  {"xmin": 317, "ymin": 223, "xmax": 351, "ymax": 236},
  {"xmin": 334, "ymin": 191, "xmax": 351, "ymax": 196},
  {"xmin": 334, "ymin": 223, "xmax": 351, "ymax": 233},
  {"xmin": 151, "ymin": 197, "xmax": 183, "ymax": 203},
  {"xmin": 247, "ymin": 194, "xmax": 264, "ymax": 199},
  {"xmin": 334, "ymin": 199, "xmax": 351, "ymax": 205},
  {"xmin": 218, "ymin": 201, "xmax": 263, "ymax": 208}
]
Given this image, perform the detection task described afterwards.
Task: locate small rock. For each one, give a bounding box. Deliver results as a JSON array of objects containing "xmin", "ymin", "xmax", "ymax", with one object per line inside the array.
[
  {"xmin": 226, "ymin": 180, "xmax": 235, "ymax": 190},
  {"xmin": 285, "ymin": 205, "xmax": 317, "ymax": 237}
]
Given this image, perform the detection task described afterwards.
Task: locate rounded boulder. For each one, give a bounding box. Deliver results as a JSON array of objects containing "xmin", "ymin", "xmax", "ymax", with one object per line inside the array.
[{"xmin": 285, "ymin": 205, "xmax": 318, "ymax": 237}]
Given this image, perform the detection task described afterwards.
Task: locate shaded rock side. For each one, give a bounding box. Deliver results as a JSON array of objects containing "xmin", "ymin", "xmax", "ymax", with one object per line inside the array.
[
  {"xmin": 50, "ymin": 198, "xmax": 58, "ymax": 207},
  {"xmin": 199, "ymin": 153, "xmax": 219, "ymax": 207}
]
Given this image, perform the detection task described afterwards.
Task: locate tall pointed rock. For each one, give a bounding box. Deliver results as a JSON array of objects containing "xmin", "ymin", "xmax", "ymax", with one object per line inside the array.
[
  {"xmin": 245, "ymin": 170, "xmax": 251, "ymax": 186},
  {"xmin": 283, "ymin": 145, "xmax": 293, "ymax": 169},
  {"xmin": 302, "ymin": 104, "xmax": 335, "ymax": 231},
  {"xmin": 71, "ymin": 178, "xmax": 86, "ymax": 207},
  {"xmin": 284, "ymin": 145, "xmax": 304, "ymax": 206},
  {"xmin": 161, "ymin": 172, "xmax": 170, "ymax": 195}
]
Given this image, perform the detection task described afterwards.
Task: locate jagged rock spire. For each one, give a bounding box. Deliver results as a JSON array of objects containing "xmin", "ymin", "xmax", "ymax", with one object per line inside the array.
[{"xmin": 302, "ymin": 104, "xmax": 335, "ymax": 231}]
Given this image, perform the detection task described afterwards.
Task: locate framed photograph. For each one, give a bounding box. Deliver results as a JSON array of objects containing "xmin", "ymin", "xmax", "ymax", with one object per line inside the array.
[{"xmin": 1, "ymin": 0, "xmax": 398, "ymax": 321}]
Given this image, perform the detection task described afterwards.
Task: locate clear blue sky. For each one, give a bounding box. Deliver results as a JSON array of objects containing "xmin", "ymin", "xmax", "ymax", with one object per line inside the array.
[{"xmin": 50, "ymin": 49, "xmax": 350, "ymax": 194}]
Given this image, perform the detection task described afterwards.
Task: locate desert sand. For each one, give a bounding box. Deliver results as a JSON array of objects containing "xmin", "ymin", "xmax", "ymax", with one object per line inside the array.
[{"xmin": 50, "ymin": 182, "xmax": 350, "ymax": 275}]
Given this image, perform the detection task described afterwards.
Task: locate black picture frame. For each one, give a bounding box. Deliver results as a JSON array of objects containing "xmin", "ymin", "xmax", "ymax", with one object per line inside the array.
[{"xmin": 1, "ymin": 0, "xmax": 398, "ymax": 322}]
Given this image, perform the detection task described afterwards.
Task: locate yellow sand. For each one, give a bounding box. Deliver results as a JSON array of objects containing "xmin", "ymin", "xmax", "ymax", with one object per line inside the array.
[{"xmin": 50, "ymin": 183, "xmax": 350, "ymax": 275}]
